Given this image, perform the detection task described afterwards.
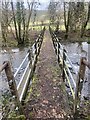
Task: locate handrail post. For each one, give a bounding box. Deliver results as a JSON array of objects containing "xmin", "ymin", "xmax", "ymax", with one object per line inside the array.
[
  {"xmin": 54, "ymin": 37, "xmax": 57, "ymax": 54},
  {"xmin": 28, "ymin": 49, "xmax": 32, "ymax": 66},
  {"xmin": 63, "ymin": 49, "xmax": 66, "ymax": 82},
  {"xmin": 74, "ymin": 57, "xmax": 86, "ymax": 114},
  {"xmin": 34, "ymin": 42, "xmax": 37, "ymax": 55},
  {"xmin": 57, "ymin": 42, "xmax": 60, "ymax": 63},
  {"xmin": 4, "ymin": 61, "xmax": 24, "ymax": 114}
]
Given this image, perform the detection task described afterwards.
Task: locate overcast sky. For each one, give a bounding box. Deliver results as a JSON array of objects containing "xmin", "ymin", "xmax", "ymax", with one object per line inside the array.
[
  {"xmin": 1, "ymin": 0, "xmax": 90, "ymax": 2},
  {"xmin": 1, "ymin": 0, "xmax": 90, "ymax": 9},
  {"xmin": 39, "ymin": 0, "xmax": 50, "ymax": 2},
  {"xmin": 38, "ymin": 1, "xmax": 50, "ymax": 10}
]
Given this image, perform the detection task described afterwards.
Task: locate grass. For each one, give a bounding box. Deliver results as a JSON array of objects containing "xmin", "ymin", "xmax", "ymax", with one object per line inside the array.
[
  {"xmin": 0, "ymin": 27, "xmax": 41, "ymax": 47},
  {"xmin": 25, "ymin": 74, "xmax": 39, "ymax": 103},
  {"xmin": 86, "ymin": 23, "xmax": 90, "ymax": 30},
  {"xmin": 8, "ymin": 115, "xmax": 26, "ymax": 120}
]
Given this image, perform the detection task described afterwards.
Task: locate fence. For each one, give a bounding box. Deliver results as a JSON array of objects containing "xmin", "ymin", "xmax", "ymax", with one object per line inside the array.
[
  {"xmin": 0, "ymin": 27, "xmax": 45, "ymax": 114},
  {"xmin": 49, "ymin": 27, "xmax": 90, "ymax": 114}
]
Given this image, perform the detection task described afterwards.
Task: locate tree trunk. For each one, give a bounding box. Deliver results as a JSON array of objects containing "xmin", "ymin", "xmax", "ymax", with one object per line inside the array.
[
  {"xmin": 1, "ymin": 22, "xmax": 7, "ymax": 46},
  {"xmin": 11, "ymin": 2, "xmax": 19, "ymax": 42},
  {"xmin": 25, "ymin": 1, "xmax": 34, "ymax": 40},
  {"xmin": 64, "ymin": 2, "xmax": 67, "ymax": 29},
  {"xmin": 21, "ymin": 2, "xmax": 26, "ymax": 43},
  {"xmin": 17, "ymin": 2, "xmax": 22, "ymax": 44},
  {"xmin": 81, "ymin": 2, "xmax": 90, "ymax": 38},
  {"xmin": 64, "ymin": 2, "xmax": 70, "ymax": 39}
]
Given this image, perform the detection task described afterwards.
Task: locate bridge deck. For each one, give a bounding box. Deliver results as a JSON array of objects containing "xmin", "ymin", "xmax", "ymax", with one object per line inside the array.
[{"xmin": 25, "ymin": 30, "xmax": 71, "ymax": 119}]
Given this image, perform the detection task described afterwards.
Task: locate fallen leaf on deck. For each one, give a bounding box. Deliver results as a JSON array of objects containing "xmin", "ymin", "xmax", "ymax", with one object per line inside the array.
[
  {"xmin": 43, "ymin": 100, "xmax": 49, "ymax": 104},
  {"xmin": 53, "ymin": 96, "xmax": 55, "ymax": 99}
]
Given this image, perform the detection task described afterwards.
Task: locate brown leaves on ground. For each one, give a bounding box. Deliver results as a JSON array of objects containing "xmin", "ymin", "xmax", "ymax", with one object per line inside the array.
[{"xmin": 24, "ymin": 31, "xmax": 71, "ymax": 119}]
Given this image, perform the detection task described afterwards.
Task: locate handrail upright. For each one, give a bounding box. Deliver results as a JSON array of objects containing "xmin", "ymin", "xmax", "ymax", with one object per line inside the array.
[
  {"xmin": 49, "ymin": 27, "xmax": 90, "ymax": 115},
  {"xmin": 0, "ymin": 61, "xmax": 24, "ymax": 114},
  {"xmin": 0, "ymin": 27, "xmax": 45, "ymax": 117}
]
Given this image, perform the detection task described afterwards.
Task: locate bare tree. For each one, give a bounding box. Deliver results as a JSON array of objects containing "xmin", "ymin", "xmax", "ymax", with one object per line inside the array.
[
  {"xmin": 81, "ymin": 2, "xmax": 90, "ymax": 37},
  {"xmin": 1, "ymin": 1, "xmax": 9, "ymax": 46},
  {"xmin": 48, "ymin": 0, "xmax": 58, "ymax": 25},
  {"xmin": 25, "ymin": 0, "xmax": 35, "ymax": 40},
  {"xmin": 64, "ymin": 2, "xmax": 70, "ymax": 39},
  {"xmin": 10, "ymin": 0, "xmax": 37, "ymax": 45},
  {"xmin": 11, "ymin": 1, "xmax": 19, "ymax": 42}
]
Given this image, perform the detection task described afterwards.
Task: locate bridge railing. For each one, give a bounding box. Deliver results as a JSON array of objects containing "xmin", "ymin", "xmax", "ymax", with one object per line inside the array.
[
  {"xmin": 74, "ymin": 57, "xmax": 90, "ymax": 113},
  {"xmin": 49, "ymin": 28, "xmax": 76, "ymax": 97},
  {"xmin": 49, "ymin": 27, "xmax": 90, "ymax": 114},
  {"xmin": 0, "ymin": 27, "xmax": 45, "ymax": 114},
  {"xmin": 15, "ymin": 28, "xmax": 45, "ymax": 103}
]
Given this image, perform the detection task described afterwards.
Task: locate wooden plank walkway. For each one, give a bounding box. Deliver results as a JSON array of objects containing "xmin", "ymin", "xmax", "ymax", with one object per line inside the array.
[{"xmin": 25, "ymin": 30, "xmax": 71, "ymax": 119}]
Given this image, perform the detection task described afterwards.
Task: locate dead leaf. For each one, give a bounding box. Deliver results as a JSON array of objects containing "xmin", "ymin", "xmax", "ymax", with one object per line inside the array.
[{"xmin": 43, "ymin": 100, "xmax": 49, "ymax": 104}]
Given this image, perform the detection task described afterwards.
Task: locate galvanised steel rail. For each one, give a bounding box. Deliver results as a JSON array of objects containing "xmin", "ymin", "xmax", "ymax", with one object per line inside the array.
[
  {"xmin": 49, "ymin": 27, "xmax": 76, "ymax": 99},
  {"xmin": 0, "ymin": 27, "xmax": 45, "ymax": 114},
  {"xmin": 14, "ymin": 27, "xmax": 45, "ymax": 102},
  {"xmin": 49, "ymin": 27, "xmax": 90, "ymax": 113}
]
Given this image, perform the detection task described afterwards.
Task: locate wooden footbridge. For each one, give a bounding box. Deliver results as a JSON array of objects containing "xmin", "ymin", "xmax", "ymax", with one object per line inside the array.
[{"xmin": 0, "ymin": 27, "xmax": 90, "ymax": 119}]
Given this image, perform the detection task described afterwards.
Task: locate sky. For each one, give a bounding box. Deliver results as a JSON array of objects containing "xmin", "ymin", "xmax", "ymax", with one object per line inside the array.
[
  {"xmin": 1, "ymin": 0, "xmax": 90, "ymax": 9},
  {"xmin": 38, "ymin": 1, "xmax": 50, "ymax": 10},
  {"xmin": 39, "ymin": 0, "xmax": 50, "ymax": 2},
  {"xmin": 0, "ymin": 0, "xmax": 50, "ymax": 10},
  {"xmin": 1, "ymin": 0, "xmax": 90, "ymax": 3}
]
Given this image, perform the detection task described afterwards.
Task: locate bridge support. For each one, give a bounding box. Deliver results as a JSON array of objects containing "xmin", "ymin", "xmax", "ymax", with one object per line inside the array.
[
  {"xmin": 74, "ymin": 57, "xmax": 87, "ymax": 114},
  {"xmin": 49, "ymin": 27, "xmax": 90, "ymax": 117},
  {"xmin": 4, "ymin": 61, "xmax": 24, "ymax": 114}
]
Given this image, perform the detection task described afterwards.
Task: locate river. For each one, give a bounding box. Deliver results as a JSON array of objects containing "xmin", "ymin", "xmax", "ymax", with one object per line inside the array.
[
  {"xmin": 0, "ymin": 46, "xmax": 30, "ymax": 92},
  {"xmin": 0, "ymin": 42, "xmax": 90, "ymax": 119},
  {"xmin": 63, "ymin": 42, "xmax": 90, "ymax": 100},
  {"xmin": 0, "ymin": 42, "xmax": 90, "ymax": 97}
]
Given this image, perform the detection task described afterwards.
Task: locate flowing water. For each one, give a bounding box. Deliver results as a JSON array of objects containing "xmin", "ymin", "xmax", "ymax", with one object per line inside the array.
[
  {"xmin": 63, "ymin": 42, "xmax": 90, "ymax": 100},
  {"xmin": 0, "ymin": 46, "xmax": 29, "ymax": 119},
  {"xmin": 0, "ymin": 47, "xmax": 29, "ymax": 92},
  {"xmin": 0, "ymin": 42, "xmax": 90, "ymax": 97},
  {"xmin": 0, "ymin": 42, "xmax": 90, "ymax": 119}
]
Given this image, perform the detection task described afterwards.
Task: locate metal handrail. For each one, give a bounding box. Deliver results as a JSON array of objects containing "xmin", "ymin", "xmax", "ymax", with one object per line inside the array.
[
  {"xmin": 14, "ymin": 53, "xmax": 29, "ymax": 77},
  {"xmin": 64, "ymin": 68, "xmax": 75, "ymax": 99},
  {"xmin": 19, "ymin": 68, "xmax": 31, "ymax": 102},
  {"xmin": 17, "ymin": 61, "xmax": 30, "ymax": 90},
  {"xmin": 0, "ymin": 27, "xmax": 45, "ymax": 104},
  {"xmin": 65, "ymin": 62, "xmax": 76, "ymax": 89},
  {"xmin": 16, "ymin": 28, "xmax": 45, "ymax": 101},
  {"xmin": 65, "ymin": 52, "xmax": 77, "ymax": 74},
  {"xmin": 51, "ymin": 31, "xmax": 76, "ymax": 82},
  {"xmin": 52, "ymin": 31, "xmax": 77, "ymax": 75},
  {"xmin": 53, "ymin": 33, "xmax": 77, "ymax": 75},
  {"xmin": 51, "ymin": 30, "xmax": 76, "ymax": 96},
  {"xmin": 49, "ymin": 27, "xmax": 76, "ymax": 100},
  {"xmin": 0, "ymin": 27, "xmax": 46, "ymax": 117},
  {"xmin": 49, "ymin": 27, "xmax": 90, "ymax": 114},
  {"xmin": 15, "ymin": 28, "xmax": 44, "ymax": 87}
]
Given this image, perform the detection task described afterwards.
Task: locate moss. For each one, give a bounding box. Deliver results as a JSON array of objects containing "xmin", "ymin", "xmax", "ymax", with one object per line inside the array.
[
  {"xmin": 25, "ymin": 74, "xmax": 39, "ymax": 102},
  {"xmin": 2, "ymin": 39, "xmax": 18, "ymax": 47},
  {"xmin": 29, "ymin": 112, "xmax": 33, "ymax": 118},
  {"xmin": 8, "ymin": 115, "xmax": 26, "ymax": 120},
  {"xmin": 86, "ymin": 115, "xmax": 90, "ymax": 120}
]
